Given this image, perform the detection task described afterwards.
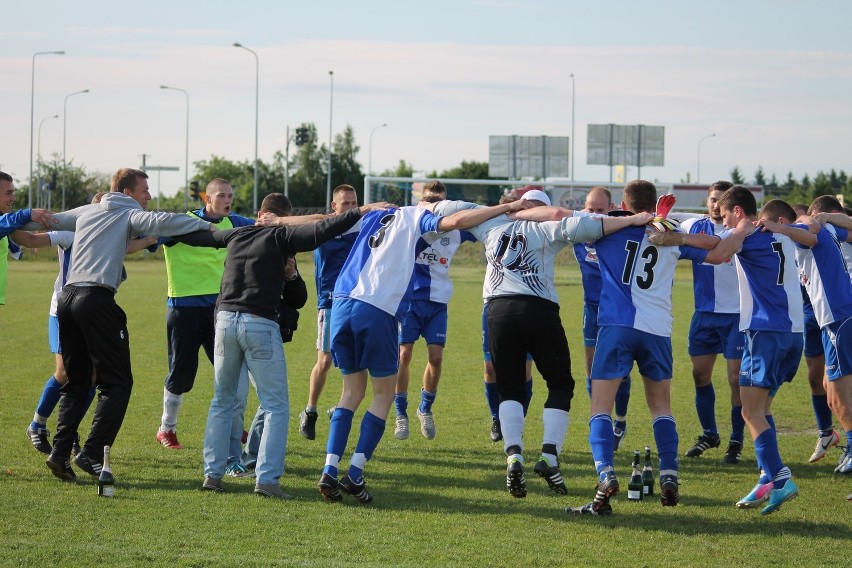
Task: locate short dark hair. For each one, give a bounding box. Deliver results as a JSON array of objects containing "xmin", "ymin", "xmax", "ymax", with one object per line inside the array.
[
  {"xmin": 622, "ymin": 180, "xmax": 657, "ymax": 213},
  {"xmin": 259, "ymin": 193, "xmax": 292, "ymax": 216},
  {"xmin": 111, "ymin": 168, "xmax": 148, "ymax": 192},
  {"xmin": 423, "ymin": 180, "xmax": 446, "ymax": 194},
  {"xmin": 808, "ymin": 195, "xmax": 844, "ymax": 215},
  {"xmin": 333, "ymin": 184, "xmax": 356, "ymax": 197},
  {"xmin": 759, "ymin": 199, "xmax": 797, "ymax": 223},
  {"xmin": 0, "ymin": 171, "xmax": 13, "ymax": 183},
  {"xmin": 708, "ymin": 180, "xmax": 733, "ymax": 193},
  {"xmin": 718, "ymin": 185, "xmax": 757, "ymax": 217}
]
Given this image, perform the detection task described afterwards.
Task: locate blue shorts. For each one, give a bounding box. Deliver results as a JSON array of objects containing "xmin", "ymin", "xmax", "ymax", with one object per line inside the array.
[
  {"xmin": 48, "ymin": 315, "xmax": 61, "ymax": 354},
  {"xmin": 399, "ymin": 299, "xmax": 448, "ymax": 345},
  {"xmin": 482, "ymin": 302, "xmax": 532, "ymax": 362},
  {"xmin": 591, "ymin": 326, "xmax": 672, "ymax": 381},
  {"xmin": 803, "ymin": 311, "xmax": 823, "ymax": 358},
  {"xmin": 688, "ymin": 311, "xmax": 744, "ymax": 359},
  {"xmin": 740, "ymin": 330, "xmax": 803, "ymax": 391},
  {"xmin": 316, "ymin": 308, "xmax": 332, "ymax": 352},
  {"xmin": 583, "ymin": 303, "xmax": 599, "ymax": 348},
  {"xmin": 823, "ymin": 317, "xmax": 852, "ymax": 381},
  {"xmin": 330, "ymin": 298, "xmax": 399, "ymax": 378}
]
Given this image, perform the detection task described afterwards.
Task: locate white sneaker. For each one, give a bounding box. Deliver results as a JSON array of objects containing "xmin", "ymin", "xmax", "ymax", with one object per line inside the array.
[
  {"xmin": 808, "ymin": 430, "xmax": 840, "ymax": 463},
  {"xmin": 394, "ymin": 415, "xmax": 409, "ymax": 440},
  {"xmin": 417, "ymin": 409, "xmax": 436, "ymax": 440}
]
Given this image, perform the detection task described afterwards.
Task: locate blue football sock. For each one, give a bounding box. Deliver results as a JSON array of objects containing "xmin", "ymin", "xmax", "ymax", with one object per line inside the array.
[
  {"xmin": 33, "ymin": 376, "xmax": 63, "ymax": 425},
  {"xmin": 811, "ymin": 394, "xmax": 833, "ymax": 434},
  {"xmin": 394, "ymin": 392, "xmax": 408, "ymax": 418},
  {"xmin": 653, "ymin": 415, "xmax": 679, "ymax": 473},
  {"xmin": 730, "ymin": 405, "xmax": 745, "ymax": 443},
  {"xmin": 846, "ymin": 429, "xmax": 852, "ymax": 448},
  {"xmin": 695, "ymin": 384, "xmax": 717, "ymax": 435},
  {"xmin": 589, "ymin": 413, "xmax": 614, "ymax": 480},
  {"xmin": 348, "ymin": 411, "xmax": 386, "ymax": 482},
  {"xmin": 484, "ymin": 382, "xmax": 500, "ymax": 418},
  {"xmin": 419, "ymin": 388, "xmax": 436, "ymax": 414},
  {"xmin": 614, "ymin": 376, "xmax": 631, "ymax": 417},
  {"xmin": 754, "ymin": 427, "xmax": 785, "ymax": 484},
  {"xmin": 523, "ymin": 379, "xmax": 533, "ymax": 416},
  {"xmin": 323, "ymin": 408, "xmax": 354, "ymax": 477}
]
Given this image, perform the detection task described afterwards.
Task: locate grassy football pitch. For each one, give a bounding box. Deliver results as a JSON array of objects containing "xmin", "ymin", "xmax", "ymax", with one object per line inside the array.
[{"xmin": 1, "ymin": 256, "xmax": 850, "ymax": 566}]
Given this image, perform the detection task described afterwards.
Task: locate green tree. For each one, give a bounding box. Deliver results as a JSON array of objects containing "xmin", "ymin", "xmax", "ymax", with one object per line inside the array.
[
  {"xmin": 730, "ymin": 165, "xmax": 745, "ymax": 184},
  {"xmin": 812, "ymin": 171, "xmax": 832, "ymax": 198},
  {"xmin": 287, "ymin": 123, "xmax": 327, "ymax": 208},
  {"xmin": 753, "ymin": 166, "xmax": 767, "ymax": 186},
  {"xmin": 16, "ymin": 155, "xmax": 110, "ymax": 211}
]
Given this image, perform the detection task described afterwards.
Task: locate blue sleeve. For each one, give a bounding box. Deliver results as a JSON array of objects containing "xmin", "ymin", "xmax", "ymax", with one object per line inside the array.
[
  {"xmin": 419, "ymin": 211, "xmax": 440, "ymax": 235},
  {"xmin": 679, "ymin": 245, "xmax": 709, "ymax": 264},
  {"xmin": 833, "ymin": 226, "xmax": 848, "ymax": 242},
  {"xmin": 0, "ymin": 210, "xmax": 32, "ymax": 237},
  {"xmin": 461, "ymin": 229, "xmax": 477, "ymax": 244}
]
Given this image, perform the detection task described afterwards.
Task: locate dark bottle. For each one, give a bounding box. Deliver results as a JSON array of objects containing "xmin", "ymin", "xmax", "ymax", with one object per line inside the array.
[
  {"xmin": 627, "ymin": 450, "xmax": 643, "ymax": 501},
  {"xmin": 98, "ymin": 445, "xmax": 115, "ymax": 498},
  {"xmin": 643, "ymin": 446, "xmax": 655, "ymax": 496}
]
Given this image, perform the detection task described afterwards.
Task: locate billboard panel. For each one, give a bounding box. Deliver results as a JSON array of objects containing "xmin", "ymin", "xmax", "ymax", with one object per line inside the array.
[
  {"xmin": 489, "ymin": 135, "xmax": 569, "ymax": 178},
  {"xmin": 587, "ymin": 124, "xmax": 665, "ymax": 167}
]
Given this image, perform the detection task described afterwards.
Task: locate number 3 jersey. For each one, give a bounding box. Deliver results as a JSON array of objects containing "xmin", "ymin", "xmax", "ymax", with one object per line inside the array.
[
  {"xmin": 333, "ymin": 206, "xmax": 440, "ymax": 320},
  {"xmin": 595, "ymin": 226, "xmax": 708, "ymax": 337}
]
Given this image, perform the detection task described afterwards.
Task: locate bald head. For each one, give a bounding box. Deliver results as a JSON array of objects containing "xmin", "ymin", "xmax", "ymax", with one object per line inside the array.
[{"xmin": 584, "ymin": 186, "xmax": 614, "ymax": 214}]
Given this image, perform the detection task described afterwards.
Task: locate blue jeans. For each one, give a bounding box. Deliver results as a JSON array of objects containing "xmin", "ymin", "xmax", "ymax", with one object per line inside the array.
[{"xmin": 204, "ymin": 311, "xmax": 289, "ymax": 485}]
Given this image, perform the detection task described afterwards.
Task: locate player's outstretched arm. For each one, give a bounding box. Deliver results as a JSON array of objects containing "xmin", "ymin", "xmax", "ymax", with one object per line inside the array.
[
  {"xmin": 509, "ymin": 206, "xmax": 574, "ymax": 222},
  {"xmin": 437, "ymin": 199, "xmax": 532, "ymax": 231},
  {"xmin": 649, "ymin": 230, "xmax": 720, "ymax": 249},
  {"xmin": 9, "ymin": 229, "xmax": 51, "ymax": 248},
  {"xmin": 757, "ymin": 218, "xmax": 818, "ymax": 247},
  {"xmin": 814, "ymin": 212, "xmax": 852, "ymax": 231},
  {"xmin": 703, "ymin": 218, "xmax": 754, "ymax": 264},
  {"xmin": 601, "ymin": 212, "xmax": 654, "ymax": 235},
  {"xmin": 257, "ymin": 212, "xmax": 329, "ymax": 226}
]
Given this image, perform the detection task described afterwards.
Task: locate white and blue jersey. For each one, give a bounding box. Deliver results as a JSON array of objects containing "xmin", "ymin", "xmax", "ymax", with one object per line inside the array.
[
  {"xmin": 48, "ymin": 231, "xmax": 75, "ymax": 317},
  {"xmin": 314, "ymin": 221, "xmax": 361, "ymax": 309},
  {"xmin": 730, "ymin": 228, "xmax": 803, "ymax": 333},
  {"xmin": 681, "ymin": 217, "xmax": 739, "ymax": 314},
  {"xmin": 411, "ymin": 228, "xmax": 476, "ymax": 304},
  {"xmin": 595, "ymin": 226, "xmax": 709, "ymax": 337},
  {"xmin": 333, "ymin": 206, "xmax": 440, "ymax": 321},
  {"xmin": 573, "ymin": 241, "xmax": 602, "ymax": 306},
  {"xmin": 794, "ymin": 224, "xmax": 852, "ymax": 328}
]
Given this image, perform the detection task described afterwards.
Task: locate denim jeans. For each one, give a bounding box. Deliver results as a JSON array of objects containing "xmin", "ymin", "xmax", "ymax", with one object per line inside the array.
[{"xmin": 204, "ymin": 311, "xmax": 289, "ymax": 485}]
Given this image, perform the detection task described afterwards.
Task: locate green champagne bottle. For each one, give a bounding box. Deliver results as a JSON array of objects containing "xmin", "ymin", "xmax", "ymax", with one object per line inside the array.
[{"xmin": 628, "ymin": 450, "xmax": 643, "ymax": 501}]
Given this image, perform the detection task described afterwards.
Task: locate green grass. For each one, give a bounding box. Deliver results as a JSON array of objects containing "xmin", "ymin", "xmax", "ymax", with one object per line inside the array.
[{"xmin": 1, "ymin": 257, "xmax": 851, "ymax": 567}]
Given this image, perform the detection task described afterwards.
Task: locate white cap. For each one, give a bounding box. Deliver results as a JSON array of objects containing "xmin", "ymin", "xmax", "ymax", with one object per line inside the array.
[{"xmin": 520, "ymin": 189, "xmax": 551, "ymax": 206}]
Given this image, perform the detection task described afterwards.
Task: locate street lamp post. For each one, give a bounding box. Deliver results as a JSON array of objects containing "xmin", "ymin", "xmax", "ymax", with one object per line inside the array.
[
  {"xmin": 160, "ymin": 85, "xmax": 190, "ymax": 210},
  {"xmin": 368, "ymin": 123, "xmax": 388, "ymax": 176},
  {"xmin": 326, "ymin": 70, "xmax": 334, "ymax": 211},
  {"xmin": 697, "ymin": 133, "xmax": 717, "ymax": 184},
  {"xmin": 570, "ymin": 73, "xmax": 576, "ymax": 182},
  {"xmin": 62, "ymin": 89, "xmax": 90, "ymax": 210},
  {"xmin": 37, "ymin": 114, "xmax": 59, "ymax": 208},
  {"xmin": 29, "ymin": 50, "xmax": 65, "ymax": 209},
  {"xmin": 233, "ymin": 42, "xmax": 259, "ymax": 213}
]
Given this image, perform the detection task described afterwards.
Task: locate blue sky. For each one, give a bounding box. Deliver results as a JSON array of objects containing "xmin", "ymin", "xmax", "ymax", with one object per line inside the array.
[{"xmin": 2, "ymin": 1, "xmax": 851, "ymax": 199}]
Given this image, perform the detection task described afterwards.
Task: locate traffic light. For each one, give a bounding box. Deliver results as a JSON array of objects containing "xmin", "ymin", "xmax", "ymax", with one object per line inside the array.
[
  {"xmin": 190, "ymin": 180, "xmax": 200, "ymax": 200},
  {"xmin": 295, "ymin": 127, "xmax": 309, "ymax": 146}
]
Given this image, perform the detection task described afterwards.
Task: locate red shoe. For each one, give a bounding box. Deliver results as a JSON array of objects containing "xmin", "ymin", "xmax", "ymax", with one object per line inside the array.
[{"xmin": 156, "ymin": 430, "xmax": 183, "ymax": 449}]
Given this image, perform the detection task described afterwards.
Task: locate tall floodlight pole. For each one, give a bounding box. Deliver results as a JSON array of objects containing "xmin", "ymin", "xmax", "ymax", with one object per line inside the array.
[
  {"xmin": 234, "ymin": 42, "xmax": 259, "ymax": 213},
  {"xmin": 697, "ymin": 133, "xmax": 716, "ymax": 184},
  {"xmin": 326, "ymin": 70, "xmax": 334, "ymax": 211},
  {"xmin": 62, "ymin": 89, "xmax": 90, "ymax": 210},
  {"xmin": 570, "ymin": 73, "xmax": 576, "ymax": 182},
  {"xmin": 160, "ymin": 85, "xmax": 190, "ymax": 210},
  {"xmin": 37, "ymin": 114, "xmax": 59, "ymax": 207},
  {"xmin": 368, "ymin": 123, "xmax": 388, "ymax": 176},
  {"xmin": 29, "ymin": 50, "xmax": 65, "ymax": 209}
]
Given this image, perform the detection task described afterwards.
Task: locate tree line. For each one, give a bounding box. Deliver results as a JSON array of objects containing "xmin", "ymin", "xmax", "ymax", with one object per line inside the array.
[{"xmin": 14, "ymin": 126, "xmax": 851, "ymax": 213}]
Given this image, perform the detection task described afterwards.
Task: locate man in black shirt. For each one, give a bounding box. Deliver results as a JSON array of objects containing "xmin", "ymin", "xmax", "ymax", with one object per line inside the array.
[{"xmin": 178, "ymin": 193, "xmax": 387, "ymax": 499}]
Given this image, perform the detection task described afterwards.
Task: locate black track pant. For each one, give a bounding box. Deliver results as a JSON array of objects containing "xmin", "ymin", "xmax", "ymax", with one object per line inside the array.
[
  {"xmin": 486, "ymin": 295, "xmax": 574, "ymax": 412},
  {"xmin": 164, "ymin": 305, "xmax": 215, "ymax": 394},
  {"xmin": 54, "ymin": 285, "xmax": 133, "ymax": 460}
]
